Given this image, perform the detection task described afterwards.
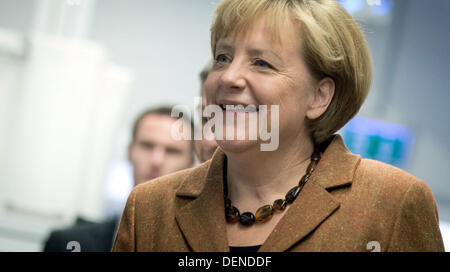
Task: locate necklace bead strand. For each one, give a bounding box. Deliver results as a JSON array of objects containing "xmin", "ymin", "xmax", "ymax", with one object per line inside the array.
[{"xmin": 224, "ymin": 147, "xmax": 322, "ymax": 226}]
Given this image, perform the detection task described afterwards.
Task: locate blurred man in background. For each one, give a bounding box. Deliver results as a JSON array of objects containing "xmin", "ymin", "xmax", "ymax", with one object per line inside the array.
[
  {"xmin": 129, "ymin": 106, "xmax": 195, "ymax": 185},
  {"xmin": 194, "ymin": 61, "xmax": 218, "ymax": 163},
  {"xmin": 43, "ymin": 106, "xmax": 194, "ymax": 252}
]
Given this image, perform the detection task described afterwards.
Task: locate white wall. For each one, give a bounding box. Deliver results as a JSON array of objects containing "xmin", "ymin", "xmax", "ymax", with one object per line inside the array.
[
  {"xmin": 0, "ymin": 0, "xmax": 135, "ymax": 251},
  {"xmin": 0, "ymin": 0, "xmax": 34, "ymax": 32}
]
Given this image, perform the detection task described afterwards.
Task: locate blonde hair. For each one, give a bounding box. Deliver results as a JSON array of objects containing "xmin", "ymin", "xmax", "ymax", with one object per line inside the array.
[{"xmin": 210, "ymin": 0, "xmax": 373, "ymax": 143}]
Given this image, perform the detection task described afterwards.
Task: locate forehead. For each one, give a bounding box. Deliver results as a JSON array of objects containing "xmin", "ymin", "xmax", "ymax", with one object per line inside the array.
[{"xmin": 136, "ymin": 114, "xmax": 190, "ymax": 148}]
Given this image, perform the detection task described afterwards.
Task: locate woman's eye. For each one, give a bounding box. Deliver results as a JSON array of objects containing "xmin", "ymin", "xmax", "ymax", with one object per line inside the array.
[
  {"xmin": 215, "ymin": 54, "xmax": 230, "ymax": 63},
  {"xmin": 254, "ymin": 59, "xmax": 273, "ymax": 69}
]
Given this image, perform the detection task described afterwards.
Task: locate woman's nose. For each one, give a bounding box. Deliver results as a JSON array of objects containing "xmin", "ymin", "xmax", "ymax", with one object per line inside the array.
[{"xmin": 220, "ymin": 60, "xmax": 246, "ymax": 91}]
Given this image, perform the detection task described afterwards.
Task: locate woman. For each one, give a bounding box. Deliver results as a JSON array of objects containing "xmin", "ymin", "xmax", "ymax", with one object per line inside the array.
[{"xmin": 113, "ymin": 0, "xmax": 444, "ymax": 252}]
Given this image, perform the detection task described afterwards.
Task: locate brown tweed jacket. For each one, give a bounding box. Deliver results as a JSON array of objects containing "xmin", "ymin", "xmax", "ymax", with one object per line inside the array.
[{"xmin": 112, "ymin": 135, "xmax": 444, "ymax": 252}]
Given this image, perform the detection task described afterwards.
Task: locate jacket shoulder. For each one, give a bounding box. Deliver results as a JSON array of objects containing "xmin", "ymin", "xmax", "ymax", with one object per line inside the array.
[
  {"xmin": 357, "ymin": 158, "xmax": 424, "ymax": 189},
  {"xmin": 351, "ymin": 159, "xmax": 443, "ymax": 250},
  {"xmin": 353, "ymin": 159, "xmax": 436, "ymax": 207}
]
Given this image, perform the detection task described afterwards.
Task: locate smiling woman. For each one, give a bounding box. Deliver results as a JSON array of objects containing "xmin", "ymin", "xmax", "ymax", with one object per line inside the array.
[
  {"xmin": 210, "ymin": 0, "xmax": 373, "ymax": 144},
  {"xmin": 112, "ymin": 0, "xmax": 444, "ymax": 252}
]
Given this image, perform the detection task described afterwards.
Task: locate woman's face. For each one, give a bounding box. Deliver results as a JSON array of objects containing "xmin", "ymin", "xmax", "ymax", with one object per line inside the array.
[{"xmin": 204, "ymin": 17, "xmax": 319, "ymax": 153}]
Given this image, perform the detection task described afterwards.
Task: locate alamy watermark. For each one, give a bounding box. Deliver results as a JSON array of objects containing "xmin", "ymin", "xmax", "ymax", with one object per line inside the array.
[{"xmin": 170, "ymin": 97, "xmax": 279, "ymax": 151}]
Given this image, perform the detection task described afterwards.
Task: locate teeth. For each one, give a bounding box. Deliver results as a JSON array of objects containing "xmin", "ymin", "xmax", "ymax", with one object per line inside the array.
[{"xmin": 221, "ymin": 104, "xmax": 258, "ymax": 112}]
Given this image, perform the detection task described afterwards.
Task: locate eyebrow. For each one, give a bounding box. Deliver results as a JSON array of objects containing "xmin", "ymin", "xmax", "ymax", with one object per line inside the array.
[
  {"xmin": 139, "ymin": 141, "xmax": 154, "ymax": 147},
  {"xmin": 139, "ymin": 140, "xmax": 185, "ymax": 152},
  {"xmin": 215, "ymin": 41, "xmax": 233, "ymax": 53},
  {"xmin": 216, "ymin": 41, "xmax": 283, "ymax": 63}
]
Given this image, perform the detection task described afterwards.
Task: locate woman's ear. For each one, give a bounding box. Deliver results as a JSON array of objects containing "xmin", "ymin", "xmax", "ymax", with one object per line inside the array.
[{"xmin": 306, "ymin": 77, "xmax": 335, "ymax": 120}]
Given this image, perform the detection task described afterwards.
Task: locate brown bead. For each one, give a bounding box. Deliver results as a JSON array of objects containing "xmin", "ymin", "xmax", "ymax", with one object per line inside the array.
[
  {"xmin": 298, "ymin": 174, "xmax": 311, "ymax": 186},
  {"xmin": 273, "ymin": 199, "xmax": 287, "ymax": 212},
  {"xmin": 239, "ymin": 212, "xmax": 256, "ymax": 226},
  {"xmin": 225, "ymin": 206, "xmax": 240, "ymax": 223},
  {"xmin": 306, "ymin": 160, "xmax": 318, "ymax": 175},
  {"xmin": 285, "ymin": 186, "xmax": 301, "ymax": 204},
  {"xmin": 255, "ymin": 205, "xmax": 274, "ymax": 223}
]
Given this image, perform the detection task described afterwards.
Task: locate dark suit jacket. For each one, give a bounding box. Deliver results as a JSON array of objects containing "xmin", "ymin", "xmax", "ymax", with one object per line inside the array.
[
  {"xmin": 44, "ymin": 216, "xmax": 119, "ymax": 252},
  {"xmin": 112, "ymin": 135, "xmax": 444, "ymax": 252}
]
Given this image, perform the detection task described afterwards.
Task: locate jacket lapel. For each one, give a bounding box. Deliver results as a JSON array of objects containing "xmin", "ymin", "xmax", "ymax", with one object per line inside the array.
[
  {"xmin": 260, "ymin": 135, "xmax": 361, "ymax": 251},
  {"xmin": 174, "ymin": 148, "xmax": 229, "ymax": 252},
  {"xmin": 174, "ymin": 135, "xmax": 361, "ymax": 252}
]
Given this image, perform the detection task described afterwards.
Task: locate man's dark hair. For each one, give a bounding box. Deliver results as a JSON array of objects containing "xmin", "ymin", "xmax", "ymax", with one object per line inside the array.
[{"xmin": 131, "ymin": 106, "xmax": 194, "ymax": 151}]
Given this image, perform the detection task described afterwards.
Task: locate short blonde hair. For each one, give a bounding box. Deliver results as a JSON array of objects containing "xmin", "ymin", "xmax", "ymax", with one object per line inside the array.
[{"xmin": 210, "ymin": 0, "xmax": 373, "ymax": 143}]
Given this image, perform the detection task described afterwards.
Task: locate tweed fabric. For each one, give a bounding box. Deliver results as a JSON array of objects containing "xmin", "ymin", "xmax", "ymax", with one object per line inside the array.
[{"xmin": 112, "ymin": 135, "xmax": 444, "ymax": 252}]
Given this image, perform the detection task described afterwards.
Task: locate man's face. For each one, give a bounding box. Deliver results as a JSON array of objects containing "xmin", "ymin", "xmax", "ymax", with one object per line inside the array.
[{"xmin": 129, "ymin": 114, "xmax": 193, "ymax": 186}]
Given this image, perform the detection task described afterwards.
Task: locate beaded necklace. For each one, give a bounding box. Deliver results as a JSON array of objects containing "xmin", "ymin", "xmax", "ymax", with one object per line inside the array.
[{"xmin": 223, "ymin": 147, "xmax": 322, "ymax": 226}]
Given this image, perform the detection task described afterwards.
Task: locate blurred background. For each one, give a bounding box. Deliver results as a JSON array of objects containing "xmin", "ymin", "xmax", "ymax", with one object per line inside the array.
[{"xmin": 0, "ymin": 0, "xmax": 449, "ymax": 251}]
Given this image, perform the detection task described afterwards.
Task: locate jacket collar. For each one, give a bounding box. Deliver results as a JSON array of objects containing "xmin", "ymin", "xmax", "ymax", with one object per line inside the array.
[{"xmin": 175, "ymin": 134, "xmax": 361, "ymax": 251}]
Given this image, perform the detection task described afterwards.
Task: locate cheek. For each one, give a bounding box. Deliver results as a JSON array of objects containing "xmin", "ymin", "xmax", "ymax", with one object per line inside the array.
[
  {"xmin": 247, "ymin": 76, "xmax": 280, "ymax": 106},
  {"xmin": 131, "ymin": 151, "xmax": 145, "ymax": 168},
  {"xmin": 250, "ymin": 76, "xmax": 304, "ymax": 110},
  {"xmin": 280, "ymin": 73, "xmax": 313, "ymax": 109},
  {"xmin": 129, "ymin": 146, "xmax": 139, "ymax": 163},
  {"xmin": 169, "ymin": 154, "xmax": 189, "ymax": 170},
  {"xmin": 131, "ymin": 147, "xmax": 150, "ymax": 165},
  {"xmin": 269, "ymin": 80, "xmax": 312, "ymax": 130}
]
